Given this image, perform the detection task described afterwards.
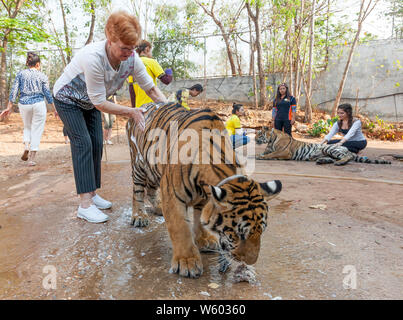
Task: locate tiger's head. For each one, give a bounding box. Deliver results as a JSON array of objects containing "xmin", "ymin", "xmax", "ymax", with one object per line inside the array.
[
  {"xmin": 256, "ymin": 127, "xmax": 292, "ymax": 153},
  {"xmin": 201, "ymin": 176, "xmax": 281, "ymax": 266},
  {"xmin": 255, "ymin": 126, "xmax": 272, "ymax": 145}
]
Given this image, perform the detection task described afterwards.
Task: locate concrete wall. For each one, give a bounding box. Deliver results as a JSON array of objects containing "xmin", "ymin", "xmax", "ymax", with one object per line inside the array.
[
  {"xmin": 307, "ymin": 39, "xmax": 403, "ymax": 121},
  {"xmin": 119, "ymin": 40, "xmax": 403, "ymax": 121}
]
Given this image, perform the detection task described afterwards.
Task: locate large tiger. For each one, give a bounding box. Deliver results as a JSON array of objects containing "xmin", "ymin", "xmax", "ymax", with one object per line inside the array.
[
  {"xmin": 126, "ymin": 102, "xmax": 282, "ymax": 278},
  {"xmin": 255, "ymin": 127, "xmax": 391, "ymax": 165}
]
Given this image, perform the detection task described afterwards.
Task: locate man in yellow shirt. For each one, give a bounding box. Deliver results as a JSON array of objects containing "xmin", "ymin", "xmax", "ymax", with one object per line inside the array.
[
  {"xmin": 128, "ymin": 40, "xmax": 172, "ymax": 108},
  {"xmin": 168, "ymin": 84, "xmax": 203, "ymax": 110},
  {"xmin": 225, "ymin": 103, "xmax": 250, "ymax": 149}
]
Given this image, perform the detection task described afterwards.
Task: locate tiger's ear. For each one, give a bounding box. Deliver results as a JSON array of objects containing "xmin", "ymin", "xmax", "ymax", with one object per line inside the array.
[
  {"xmin": 259, "ymin": 180, "xmax": 282, "ymax": 200},
  {"xmin": 208, "ymin": 185, "xmax": 233, "ymax": 209},
  {"xmin": 210, "ymin": 186, "xmax": 227, "ymax": 202}
]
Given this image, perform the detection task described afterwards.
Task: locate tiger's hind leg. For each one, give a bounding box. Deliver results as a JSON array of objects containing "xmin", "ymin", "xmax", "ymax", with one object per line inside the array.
[
  {"xmin": 147, "ymin": 186, "xmax": 163, "ymax": 216},
  {"xmin": 334, "ymin": 154, "xmax": 355, "ymax": 166},
  {"xmin": 323, "ymin": 146, "xmax": 354, "ymax": 166},
  {"xmin": 193, "ymin": 205, "xmax": 219, "ymax": 252},
  {"xmin": 315, "ymin": 156, "xmax": 335, "ymax": 165}
]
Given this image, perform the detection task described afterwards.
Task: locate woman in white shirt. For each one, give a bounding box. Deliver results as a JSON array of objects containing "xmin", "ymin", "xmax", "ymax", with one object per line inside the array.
[
  {"xmin": 53, "ymin": 11, "xmax": 167, "ymax": 223},
  {"xmin": 321, "ymin": 103, "xmax": 367, "ymax": 154}
]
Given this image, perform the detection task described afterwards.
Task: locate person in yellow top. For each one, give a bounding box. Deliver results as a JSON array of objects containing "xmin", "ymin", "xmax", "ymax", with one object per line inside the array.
[
  {"xmin": 168, "ymin": 84, "xmax": 203, "ymax": 110},
  {"xmin": 127, "ymin": 40, "xmax": 172, "ymax": 108},
  {"xmin": 225, "ymin": 103, "xmax": 250, "ymax": 149}
]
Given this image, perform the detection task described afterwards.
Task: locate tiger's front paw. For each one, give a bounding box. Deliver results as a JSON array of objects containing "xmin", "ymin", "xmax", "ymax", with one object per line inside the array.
[
  {"xmin": 255, "ymin": 154, "xmax": 265, "ymax": 160},
  {"xmin": 131, "ymin": 213, "xmax": 149, "ymax": 227},
  {"xmin": 196, "ymin": 231, "xmax": 219, "ymax": 252},
  {"xmin": 169, "ymin": 250, "xmax": 203, "ymax": 278}
]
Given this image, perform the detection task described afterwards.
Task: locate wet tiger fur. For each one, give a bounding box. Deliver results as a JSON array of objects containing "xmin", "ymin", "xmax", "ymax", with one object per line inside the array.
[
  {"xmin": 126, "ymin": 102, "xmax": 282, "ymax": 278},
  {"xmin": 255, "ymin": 127, "xmax": 391, "ymax": 165}
]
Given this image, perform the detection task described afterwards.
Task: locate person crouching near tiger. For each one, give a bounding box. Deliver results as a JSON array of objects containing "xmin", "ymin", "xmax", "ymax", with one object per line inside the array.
[
  {"xmin": 225, "ymin": 103, "xmax": 250, "ymax": 149},
  {"xmin": 169, "ymin": 83, "xmax": 203, "ymax": 110}
]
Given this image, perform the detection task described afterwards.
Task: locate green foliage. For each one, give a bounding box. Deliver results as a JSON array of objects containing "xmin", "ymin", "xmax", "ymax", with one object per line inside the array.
[
  {"xmin": 307, "ymin": 117, "xmax": 338, "ymax": 137},
  {"xmin": 150, "ymin": 3, "xmax": 204, "ymax": 79},
  {"xmin": 362, "ymin": 116, "xmax": 395, "ymax": 133}
]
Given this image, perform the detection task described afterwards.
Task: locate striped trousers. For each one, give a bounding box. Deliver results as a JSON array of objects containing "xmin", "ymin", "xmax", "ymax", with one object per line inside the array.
[{"xmin": 54, "ymin": 98, "xmax": 103, "ymax": 194}]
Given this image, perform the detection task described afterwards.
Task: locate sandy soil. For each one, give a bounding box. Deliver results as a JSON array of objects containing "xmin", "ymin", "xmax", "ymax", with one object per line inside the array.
[{"xmin": 0, "ymin": 105, "xmax": 402, "ymax": 300}]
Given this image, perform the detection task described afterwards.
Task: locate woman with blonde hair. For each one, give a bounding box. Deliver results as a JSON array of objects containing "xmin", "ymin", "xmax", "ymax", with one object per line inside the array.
[{"xmin": 53, "ymin": 11, "xmax": 167, "ymax": 224}]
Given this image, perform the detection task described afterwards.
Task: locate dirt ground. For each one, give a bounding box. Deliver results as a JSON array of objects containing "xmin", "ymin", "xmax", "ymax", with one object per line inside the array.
[{"xmin": 0, "ymin": 104, "xmax": 402, "ymax": 300}]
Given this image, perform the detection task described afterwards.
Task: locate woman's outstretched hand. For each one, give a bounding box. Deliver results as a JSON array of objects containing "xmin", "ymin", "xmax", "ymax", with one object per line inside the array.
[
  {"xmin": 0, "ymin": 108, "xmax": 11, "ymax": 121},
  {"xmin": 131, "ymin": 108, "xmax": 145, "ymax": 132}
]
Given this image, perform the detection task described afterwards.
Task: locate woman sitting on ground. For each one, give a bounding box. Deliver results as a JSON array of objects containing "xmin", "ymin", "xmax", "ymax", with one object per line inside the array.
[
  {"xmin": 320, "ymin": 103, "xmax": 367, "ymax": 154},
  {"xmin": 225, "ymin": 103, "xmax": 250, "ymax": 149}
]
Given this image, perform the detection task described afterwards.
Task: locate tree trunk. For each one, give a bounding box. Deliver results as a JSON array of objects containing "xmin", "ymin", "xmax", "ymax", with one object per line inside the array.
[
  {"xmin": 304, "ymin": 0, "xmax": 316, "ymax": 124},
  {"xmin": 59, "ymin": 0, "xmax": 71, "ymax": 63},
  {"xmin": 294, "ymin": 0, "xmax": 305, "ymax": 102},
  {"xmin": 331, "ymin": 24, "xmax": 362, "ymax": 117},
  {"xmin": 218, "ymin": 24, "xmax": 237, "ymax": 76},
  {"xmin": 0, "ymin": 36, "xmax": 9, "ymax": 109},
  {"xmin": 85, "ymin": 2, "xmax": 96, "ymax": 45},
  {"xmin": 248, "ymin": 16, "xmax": 258, "ymax": 109},
  {"xmin": 324, "ymin": 0, "xmax": 330, "ymax": 69},
  {"xmin": 233, "ymin": 38, "xmax": 243, "ymax": 76},
  {"xmin": 0, "ymin": 0, "xmax": 25, "ymax": 109},
  {"xmin": 246, "ymin": 2, "xmax": 267, "ymax": 107},
  {"xmin": 196, "ymin": 0, "xmax": 237, "ymax": 76},
  {"xmin": 331, "ymin": 0, "xmax": 379, "ymax": 117}
]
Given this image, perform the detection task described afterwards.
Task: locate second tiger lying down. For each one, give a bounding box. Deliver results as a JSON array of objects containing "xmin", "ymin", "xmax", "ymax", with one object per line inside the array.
[
  {"xmin": 126, "ymin": 103, "xmax": 282, "ymax": 278},
  {"xmin": 255, "ymin": 127, "xmax": 391, "ymax": 165}
]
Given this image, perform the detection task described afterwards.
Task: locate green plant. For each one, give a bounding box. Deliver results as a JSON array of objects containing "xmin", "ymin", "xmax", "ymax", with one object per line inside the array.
[
  {"xmin": 375, "ymin": 115, "xmax": 395, "ymax": 130},
  {"xmin": 307, "ymin": 117, "xmax": 338, "ymax": 137}
]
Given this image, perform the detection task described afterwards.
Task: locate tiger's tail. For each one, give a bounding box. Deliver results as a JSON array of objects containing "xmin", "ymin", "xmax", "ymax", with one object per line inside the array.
[{"xmin": 354, "ymin": 156, "xmax": 391, "ymax": 164}]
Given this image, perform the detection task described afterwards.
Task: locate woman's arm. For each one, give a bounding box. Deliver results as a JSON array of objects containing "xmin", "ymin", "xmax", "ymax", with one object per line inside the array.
[
  {"xmin": 95, "ymin": 100, "xmax": 145, "ymax": 131},
  {"xmin": 323, "ymin": 121, "xmax": 339, "ymax": 143},
  {"xmin": 133, "ymin": 54, "xmax": 167, "ymax": 103},
  {"xmin": 290, "ymin": 97, "xmax": 297, "ymax": 125},
  {"xmin": 145, "ymin": 86, "xmax": 167, "ymax": 103}
]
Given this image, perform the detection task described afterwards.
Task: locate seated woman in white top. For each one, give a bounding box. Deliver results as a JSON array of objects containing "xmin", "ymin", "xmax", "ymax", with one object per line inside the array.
[{"xmin": 320, "ymin": 103, "xmax": 367, "ymax": 154}]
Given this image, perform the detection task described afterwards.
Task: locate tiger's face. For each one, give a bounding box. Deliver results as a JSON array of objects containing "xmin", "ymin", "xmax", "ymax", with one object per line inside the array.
[
  {"xmin": 256, "ymin": 127, "xmax": 292, "ymax": 154},
  {"xmin": 201, "ymin": 176, "xmax": 281, "ymax": 265},
  {"xmin": 255, "ymin": 126, "xmax": 271, "ymax": 145}
]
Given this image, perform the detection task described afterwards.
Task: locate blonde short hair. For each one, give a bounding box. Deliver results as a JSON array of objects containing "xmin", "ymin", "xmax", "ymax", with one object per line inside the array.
[{"xmin": 105, "ymin": 11, "xmax": 141, "ymax": 46}]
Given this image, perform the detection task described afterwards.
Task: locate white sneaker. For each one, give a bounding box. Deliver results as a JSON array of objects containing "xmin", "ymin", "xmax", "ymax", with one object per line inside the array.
[
  {"xmin": 77, "ymin": 205, "xmax": 109, "ymax": 223},
  {"xmin": 92, "ymin": 194, "xmax": 112, "ymax": 209},
  {"xmin": 107, "ymin": 140, "xmax": 113, "ymax": 145}
]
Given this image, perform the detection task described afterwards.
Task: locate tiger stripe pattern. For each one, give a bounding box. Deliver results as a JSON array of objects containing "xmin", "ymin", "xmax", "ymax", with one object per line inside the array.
[
  {"xmin": 255, "ymin": 127, "xmax": 391, "ymax": 165},
  {"xmin": 126, "ymin": 102, "xmax": 282, "ymax": 278}
]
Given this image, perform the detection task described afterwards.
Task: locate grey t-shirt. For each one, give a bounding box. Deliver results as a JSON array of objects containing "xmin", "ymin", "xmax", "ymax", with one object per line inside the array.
[
  {"xmin": 53, "ymin": 40, "xmax": 154, "ymax": 109},
  {"xmin": 325, "ymin": 119, "xmax": 366, "ymax": 142}
]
